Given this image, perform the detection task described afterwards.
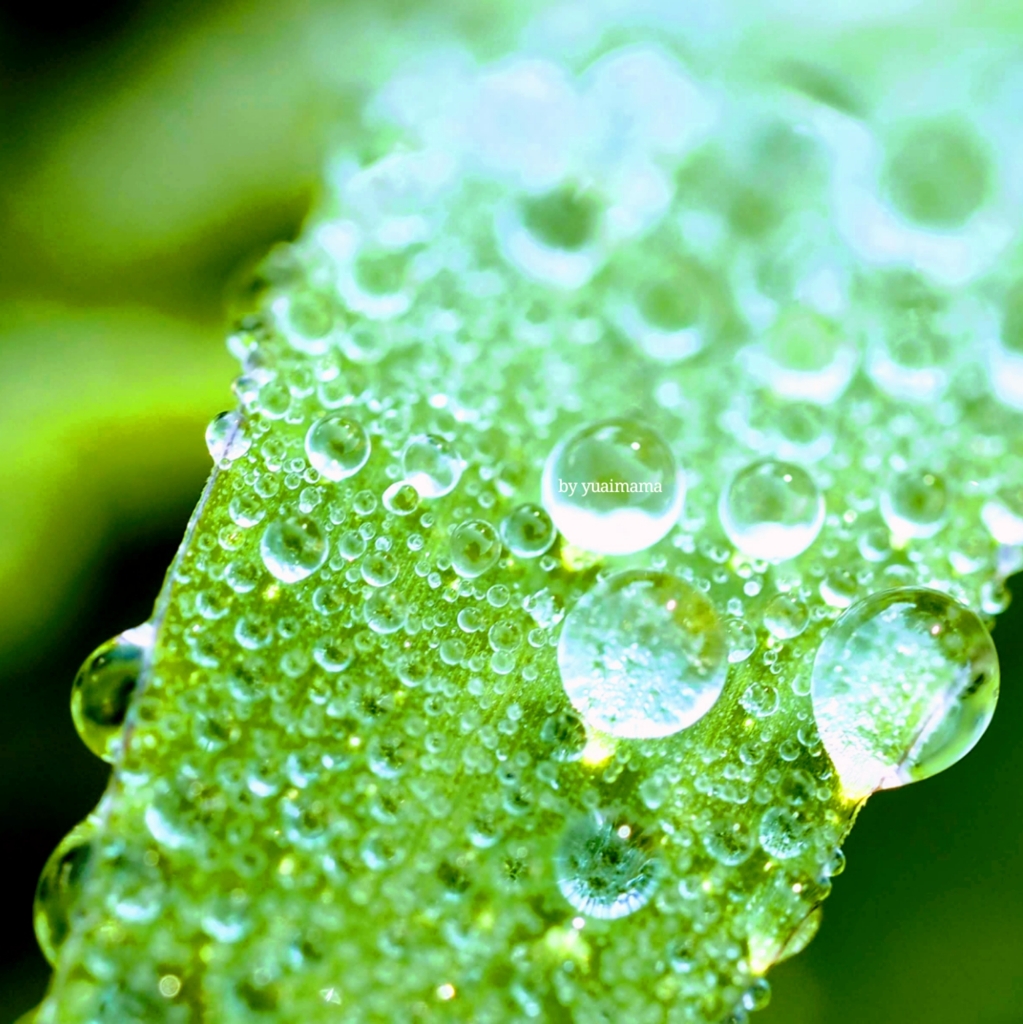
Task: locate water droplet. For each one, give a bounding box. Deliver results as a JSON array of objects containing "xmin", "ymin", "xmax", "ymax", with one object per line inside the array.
[
  {"xmin": 305, "ymin": 415, "xmax": 370, "ymax": 481},
  {"xmin": 720, "ymin": 459, "xmax": 825, "ymax": 561},
  {"xmin": 365, "ymin": 588, "xmax": 409, "ymax": 634},
  {"xmin": 382, "ymin": 481, "xmax": 420, "ymax": 516},
  {"xmin": 34, "ymin": 820, "xmax": 95, "ymax": 966},
  {"xmin": 749, "ymin": 307, "xmax": 857, "ymax": 405},
  {"xmin": 981, "ymin": 485, "xmax": 1023, "ymax": 545},
  {"xmin": 880, "ymin": 470, "xmax": 948, "ymax": 539},
  {"xmin": 500, "ymin": 503, "xmax": 556, "ymax": 558},
  {"xmin": 617, "ymin": 264, "xmax": 709, "ymax": 364},
  {"xmin": 742, "ymin": 978, "xmax": 772, "ymax": 1012},
  {"xmin": 450, "ymin": 519, "xmax": 502, "ymax": 579},
  {"xmin": 883, "ymin": 116, "xmax": 990, "ymax": 230},
  {"xmin": 758, "ymin": 807, "xmax": 811, "ymax": 860},
  {"xmin": 555, "ymin": 812, "xmax": 659, "ymax": 919},
  {"xmin": 741, "ymin": 682, "xmax": 780, "ymax": 719},
  {"xmin": 498, "ymin": 186, "xmax": 603, "ymax": 289},
  {"xmin": 542, "ymin": 418, "xmax": 684, "ymax": 556},
  {"xmin": 71, "ymin": 623, "xmax": 154, "ymax": 763},
  {"xmin": 206, "ymin": 411, "xmax": 252, "ymax": 463},
  {"xmin": 260, "ymin": 516, "xmax": 329, "ymax": 583},
  {"xmin": 725, "ymin": 617, "xmax": 757, "ymax": 663},
  {"xmin": 557, "ymin": 569, "xmax": 727, "ymax": 739},
  {"xmin": 868, "ymin": 314, "xmax": 950, "ymax": 402},
  {"xmin": 764, "ymin": 594, "xmax": 809, "ymax": 640},
  {"xmin": 811, "ymin": 587, "xmax": 999, "ymax": 799},
  {"xmin": 402, "ymin": 434, "xmax": 464, "ymax": 498},
  {"xmin": 702, "ymin": 821, "xmax": 755, "ymax": 866}
]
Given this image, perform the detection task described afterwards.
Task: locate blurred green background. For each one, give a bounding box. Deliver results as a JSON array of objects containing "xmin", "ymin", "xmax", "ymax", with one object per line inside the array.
[{"xmin": 0, "ymin": 1, "xmax": 1020, "ymax": 1021}]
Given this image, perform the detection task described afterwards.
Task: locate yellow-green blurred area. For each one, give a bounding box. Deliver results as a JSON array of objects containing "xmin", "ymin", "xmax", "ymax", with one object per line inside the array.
[{"xmin": 0, "ymin": 0, "xmax": 1021, "ymax": 1021}]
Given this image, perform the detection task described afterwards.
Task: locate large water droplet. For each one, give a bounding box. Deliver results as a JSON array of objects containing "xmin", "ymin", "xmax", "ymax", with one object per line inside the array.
[
  {"xmin": 260, "ymin": 516, "xmax": 329, "ymax": 583},
  {"xmin": 305, "ymin": 415, "xmax": 370, "ymax": 481},
  {"xmin": 71, "ymin": 623, "xmax": 154, "ymax": 763},
  {"xmin": 555, "ymin": 812, "xmax": 659, "ymax": 920},
  {"xmin": 557, "ymin": 569, "xmax": 727, "ymax": 739},
  {"xmin": 541, "ymin": 418, "xmax": 684, "ymax": 555},
  {"xmin": 811, "ymin": 587, "xmax": 999, "ymax": 799},
  {"xmin": 34, "ymin": 820, "xmax": 96, "ymax": 966},
  {"xmin": 719, "ymin": 459, "xmax": 825, "ymax": 561}
]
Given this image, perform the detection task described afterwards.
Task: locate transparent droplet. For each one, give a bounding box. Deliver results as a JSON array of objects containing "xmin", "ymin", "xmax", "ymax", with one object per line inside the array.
[
  {"xmin": 758, "ymin": 807, "xmax": 811, "ymax": 860},
  {"xmin": 205, "ymin": 410, "xmax": 252, "ymax": 463},
  {"xmin": 741, "ymin": 682, "xmax": 780, "ymax": 719},
  {"xmin": 305, "ymin": 415, "xmax": 370, "ymax": 482},
  {"xmin": 402, "ymin": 434, "xmax": 465, "ymax": 498},
  {"xmin": 981, "ymin": 485, "xmax": 1023, "ymax": 545},
  {"xmin": 764, "ymin": 594, "xmax": 809, "ymax": 640},
  {"xmin": 260, "ymin": 516, "xmax": 329, "ymax": 583},
  {"xmin": 71, "ymin": 623, "xmax": 154, "ymax": 763},
  {"xmin": 555, "ymin": 812, "xmax": 659, "ymax": 920},
  {"xmin": 819, "ymin": 569, "xmax": 858, "ymax": 609},
  {"xmin": 557, "ymin": 569, "xmax": 727, "ymax": 739},
  {"xmin": 720, "ymin": 459, "xmax": 825, "ymax": 561},
  {"xmin": 541, "ymin": 418, "xmax": 684, "ymax": 556},
  {"xmin": 880, "ymin": 469, "xmax": 948, "ymax": 539},
  {"xmin": 749, "ymin": 307, "xmax": 857, "ymax": 405},
  {"xmin": 883, "ymin": 116, "xmax": 990, "ymax": 230},
  {"xmin": 617, "ymin": 264, "xmax": 708, "ymax": 364},
  {"xmin": 382, "ymin": 482, "xmax": 420, "ymax": 516},
  {"xmin": 702, "ymin": 821, "xmax": 755, "ymax": 866},
  {"xmin": 34, "ymin": 819, "xmax": 96, "ymax": 966},
  {"xmin": 725, "ymin": 616, "xmax": 757, "ymax": 663},
  {"xmin": 742, "ymin": 978, "xmax": 772, "ymax": 1012},
  {"xmin": 450, "ymin": 520, "xmax": 502, "ymax": 579},
  {"xmin": 498, "ymin": 186, "xmax": 603, "ymax": 289},
  {"xmin": 867, "ymin": 314, "xmax": 951, "ymax": 402},
  {"xmin": 811, "ymin": 587, "xmax": 999, "ymax": 799},
  {"xmin": 500, "ymin": 503, "xmax": 556, "ymax": 558}
]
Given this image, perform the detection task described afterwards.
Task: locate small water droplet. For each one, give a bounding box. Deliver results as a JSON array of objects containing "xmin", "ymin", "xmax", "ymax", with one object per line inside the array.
[
  {"xmin": 764, "ymin": 594, "xmax": 809, "ymax": 640},
  {"xmin": 758, "ymin": 807, "xmax": 810, "ymax": 860},
  {"xmin": 206, "ymin": 411, "xmax": 252, "ymax": 463},
  {"xmin": 402, "ymin": 434, "xmax": 465, "ymax": 498},
  {"xmin": 450, "ymin": 519, "xmax": 502, "ymax": 579},
  {"xmin": 880, "ymin": 469, "xmax": 948, "ymax": 539},
  {"xmin": 555, "ymin": 812, "xmax": 659, "ymax": 919},
  {"xmin": 725, "ymin": 616, "xmax": 757, "ymax": 663},
  {"xmin": 305, "ymin": 415, "xmax": 370, "ymax": 481},
  {"xmin": 720, "ymin": 459, "xmax": 824, "ymax": 561},
  {"xmin": 500, "ymin": 503, "xmax": 556, "ymax": 558},
  {"xmin": 260, "ymin": 516, "xmax": 329, "ymax": 583}
]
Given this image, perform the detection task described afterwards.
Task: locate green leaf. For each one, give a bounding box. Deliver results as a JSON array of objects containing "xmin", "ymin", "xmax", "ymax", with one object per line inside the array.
[{"xmin": 29, "ymin": 16, "xmax": 1022, "ymax": 1024}]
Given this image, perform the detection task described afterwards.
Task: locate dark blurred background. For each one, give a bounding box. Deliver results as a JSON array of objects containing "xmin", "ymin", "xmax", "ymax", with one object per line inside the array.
[{"xmin": 0, "ymin": 1, "xmax": 1020, "ymax": 1021}]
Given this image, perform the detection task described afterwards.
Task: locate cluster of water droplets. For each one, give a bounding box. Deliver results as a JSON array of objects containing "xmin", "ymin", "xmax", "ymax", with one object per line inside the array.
[{"xmin": 31, "ymin": 9, "xmax": 1023, "ymax": 1024}]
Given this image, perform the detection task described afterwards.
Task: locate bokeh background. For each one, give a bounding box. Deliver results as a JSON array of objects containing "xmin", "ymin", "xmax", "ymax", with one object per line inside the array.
[{"xmin": 0, "ymin": 1, "xmax": 1020, "ymax": 1021}]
